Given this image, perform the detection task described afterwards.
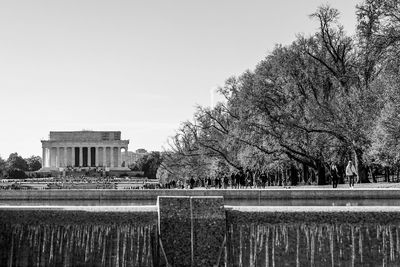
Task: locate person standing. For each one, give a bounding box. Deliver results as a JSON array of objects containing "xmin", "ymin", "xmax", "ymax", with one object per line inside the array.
[
  {"xmin": 223, "ymin": 174, "xmax": 229, "ymax": 189},
  {"xmin": 206, "ymin": 176, "xmax": 212, "ymax": 189},
  {"xmin": 346, "ymin": 161, "xmax": 357, "ymax": 188},
  {"xmin": 331, "ymin": 163, "xmax": 339, "ymax": 188},
  {"xmin": 189, "ymin": 177, "xmax": 195, "ymax": 189}
]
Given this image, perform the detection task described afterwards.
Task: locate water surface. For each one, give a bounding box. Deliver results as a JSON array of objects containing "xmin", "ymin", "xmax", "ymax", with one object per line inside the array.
[{"xmin": 2, "ymin": 198, "xmax": 400, "ymax": 206}]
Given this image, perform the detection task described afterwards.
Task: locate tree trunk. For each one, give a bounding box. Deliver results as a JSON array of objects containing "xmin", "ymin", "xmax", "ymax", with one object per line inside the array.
[
  {"xmin": 316, "ymin": 160, "xmax": 326, "ymax": 185},
  {"xmin": 302, "ymin": 163, "xmax": 309, "ymax": 185},
  {"xmin": 311, "ymin": 169, "xmax": 316, "ymax": 184},
  {"xmin": 290, "ymin": 165, "xmax": 298, "ymax": 186},
  {"xmin": 385, "ymin": 166, "xmax": 390, "ymax": 182},
  {"xmin": 282, "ymin": 168, "xmax": 286, "ymax": 186},
  {"xmin": 278, "ymin": 169, "xmax": 282, "ymax": 186},
  {"xmin": 353, "ymin": 147, "xmax": 369, "ymax": 183}
]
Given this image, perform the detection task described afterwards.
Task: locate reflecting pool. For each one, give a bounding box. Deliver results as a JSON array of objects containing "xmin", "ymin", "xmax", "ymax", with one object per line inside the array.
[{"xmin": 2, "ymin": 198, "xmax": 400, "ymax": 206}]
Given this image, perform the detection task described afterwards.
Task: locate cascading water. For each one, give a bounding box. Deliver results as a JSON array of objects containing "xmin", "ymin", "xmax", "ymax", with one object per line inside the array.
[
  {"xmin": 226, "ymin": 223, "xmax": 400, "ymax": 266},
  {"xmin": 0, "ymin": 223, "xmax": 156, "ymax": 267},
  {"xmin": 2, "ymin": 205, "xmax": 400, "ymax": 266}
]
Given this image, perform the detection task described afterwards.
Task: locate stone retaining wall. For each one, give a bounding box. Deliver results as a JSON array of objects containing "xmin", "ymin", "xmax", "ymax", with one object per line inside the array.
[{"xmin": 1, "ymin": 188, "xmax": 400, "ymax": 200}]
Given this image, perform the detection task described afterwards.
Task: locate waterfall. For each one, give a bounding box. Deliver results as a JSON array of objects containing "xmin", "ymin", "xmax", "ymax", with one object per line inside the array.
[
  {"xmin": 358, "ymin": 226, "xmax": 363, "ymax": 264},
  {"xmin": 225, "ymin": 222, "xmax": 400, "ymax": 266},
  {"xmin": 296, "ymin": 227, "xmax": 300, "ymax": 267},
  {"xmin": 249, "ymin": 224, "xmax": 254, "ymax": 267},
  {"xmin": 265, "ymin": 226, "xmax": 269, "ymax": 267},
  {"xmin": 329, "ymin": 225, "xmax": 334, "ymax": 267},
  {"xmin": 239, "ymin": 225, "xmax": 243, "ymax": 267},
  {"xmin": 0, "ymin": 223, "xmax": 157, "ymax": 267},
  {"xmin": 310, "ymin": 225, "xmax": 316, "ymax": 267}
]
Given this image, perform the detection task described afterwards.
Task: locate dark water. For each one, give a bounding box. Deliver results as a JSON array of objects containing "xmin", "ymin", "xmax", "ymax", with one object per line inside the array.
[{"xmin": 2, "ymin": 198, "xmax": 400, "ymax": 206}]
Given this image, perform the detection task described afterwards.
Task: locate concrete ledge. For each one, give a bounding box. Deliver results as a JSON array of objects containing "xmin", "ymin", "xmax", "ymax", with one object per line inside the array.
[
  {"xmin": 226, "ymin": 205, "xmax": 400, "ymax": 225},
  {"xmin": 2, "ymin": 188, "xmax": 400, "ymax": 200},
  {"xmin": 0, "ymin": 205, "xmax": 158, "ymax": 212},
  {"xmin": 226, "ymin": 205, "xmax": 400, "ymax": 212}
]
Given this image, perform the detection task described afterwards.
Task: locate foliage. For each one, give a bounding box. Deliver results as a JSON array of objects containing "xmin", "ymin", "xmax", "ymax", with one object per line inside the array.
[
  {"xmin": 163, "ymin": 0, "xmax": 400, "ymax": 184},
  {"xmin": 25, "ymin": 155, "xmax": 42, "ymax": 171},
  {"xmin": 0, "ymin": 157, "xmax": 6, "ymax": 177},
  {"xmin": 7, "ymin": 169, "xmax": 27, "ymax": 179},
  {"xmin": 133, "ymin": 151, "xmax": 162, "ymax": 179},
  {"xmin": 6, "ymin": 153, "xmax": 28, "ymax": 172}
]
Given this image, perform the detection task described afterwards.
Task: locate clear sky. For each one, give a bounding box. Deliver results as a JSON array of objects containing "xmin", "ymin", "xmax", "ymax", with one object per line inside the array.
[{"xmin": 0, "ymin": 0, "xmax": 357, "ymax": 158}]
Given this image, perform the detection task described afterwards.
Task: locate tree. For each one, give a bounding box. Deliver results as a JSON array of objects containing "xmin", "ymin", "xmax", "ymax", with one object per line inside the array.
[
  {"xmin": 0, "ymin": 157, "xmax": 6, "ymax": 177},
  {"xmin": 135, "ymin": 152, "xmax": 162, "ymax": 179},
  {"xmin": 25, "ymin": 155, "xmax": 42, "ymax": 171},
  {"xmin": 6, "ymin": 153, "xmax": 28, "ymax": 172},
  {"xmin": 165, "ymin": 1, "xmax": 400, "ymax": 185}
]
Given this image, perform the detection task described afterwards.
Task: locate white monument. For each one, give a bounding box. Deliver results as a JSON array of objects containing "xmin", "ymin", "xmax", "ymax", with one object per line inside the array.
[{"xmin": 39, "ymin": 131, "xmax": 130, "ymax": 171}]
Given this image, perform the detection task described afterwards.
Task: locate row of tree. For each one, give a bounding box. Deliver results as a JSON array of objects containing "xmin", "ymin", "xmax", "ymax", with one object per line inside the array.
[
  {"xmin": 159, "ymin": 0, "xmax": 400, "ymax": 185},
  {"xmin": 0, "ymin": 153, "xmax": 42, "ymax": 179},
  {"xmin": 129, "ymin": 151, "xmax": 162, "ymax": 179}
]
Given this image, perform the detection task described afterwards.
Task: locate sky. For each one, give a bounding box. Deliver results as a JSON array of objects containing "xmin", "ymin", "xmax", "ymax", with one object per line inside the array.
[{"xmin": 0, "ymin": 0, "xmax": 357, "ymax": 158}]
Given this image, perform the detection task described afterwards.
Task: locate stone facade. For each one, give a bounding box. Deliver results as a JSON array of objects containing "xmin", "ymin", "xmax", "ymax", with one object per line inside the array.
[{"xmin": 40, "ymin": 131, "xmax": 129, "ymax": 171}]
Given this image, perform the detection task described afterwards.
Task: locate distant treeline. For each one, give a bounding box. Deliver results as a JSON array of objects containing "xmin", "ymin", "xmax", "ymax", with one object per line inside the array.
[{"xmin": 0, "ymin": 153, "xmax": 42, "ymax": 179}]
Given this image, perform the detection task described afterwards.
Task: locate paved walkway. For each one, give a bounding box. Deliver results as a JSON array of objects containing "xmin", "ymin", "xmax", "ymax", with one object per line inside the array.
[{"xmin": 193, "ymin": 182, "xmax": 400, "ymax": 190}]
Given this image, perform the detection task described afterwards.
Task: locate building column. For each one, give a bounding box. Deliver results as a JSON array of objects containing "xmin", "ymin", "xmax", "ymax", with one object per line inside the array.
[
  {"xmin": 104, "ymin": 147, "xmax": 107, "ymax": 167},
  {"xmin": 79, "ymin": 147, "xmax": 83, "ymax": 167},
  {"xmin": 42, "ymin": 147, "xmax": 46, "ymax": 168},
  {"xmin": 46, "ymin": 148, "xmax": 50, "ymax": 168},
  {"xmin": 95, "ymin": 147, "xmax": 99, "ymax": 167},
  {"xmin": 50, "ymin": 147, "xmax": 55, "ymax": 167},
  {"xmin": 118, "ymin": 147, "xmax": 122, "ymax": 167},
  {"xmin": 55, "ymin": 147, "xmax": 59, "ymax": 168},
  {"xmin": 88, "ymin": 147, "xmax": 92, "ymax": 167},
  {"xmin": 64, "ymin": 147, "xmax": 67, "ymax": 167},
  {"xmin": 71, "ymin": 147, "xmax": 75, "ymax": 167},
  {"xmin": 125, "ymin": 147, "xmax": 129, "ymax": 167},
  {"xmin": 110, "ymin": 147, "xmax": 114, "ymax": 168}
]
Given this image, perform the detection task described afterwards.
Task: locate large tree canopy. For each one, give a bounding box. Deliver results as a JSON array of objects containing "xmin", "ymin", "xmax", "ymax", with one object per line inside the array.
[
  {"xmin": 25, "ymin": 155, "xmax": 42, "ymax": 172},
  {"xmin": 6, "ymin": 153, "xmax": 28, "ymax": 172},
  {"xmin": 163, "ymin": 1, "xmax": 400, "ymax": 185}
]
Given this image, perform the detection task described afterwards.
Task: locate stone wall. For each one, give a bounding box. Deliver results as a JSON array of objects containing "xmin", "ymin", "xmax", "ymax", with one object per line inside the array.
[
  {"xmin": 2, "ymin": 188, "xmax": 400, "ymax": 200},
  {"xmin": 158, "ymin": 196, "xmax": 225, "ymax": 266}
]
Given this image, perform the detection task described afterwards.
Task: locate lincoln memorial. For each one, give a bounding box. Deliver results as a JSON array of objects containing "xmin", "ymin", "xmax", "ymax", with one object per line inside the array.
[{"xmin": 40, "ymin": 131, "xmax": 130, "ymax": 171}]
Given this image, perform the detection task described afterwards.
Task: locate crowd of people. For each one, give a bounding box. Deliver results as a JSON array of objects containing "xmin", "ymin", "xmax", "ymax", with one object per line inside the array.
[
  {"xmin": 163, "ymin": 167, "xmax": 288, "ymax": 189},
  {"xmin": 163, "ymin": 161, "xmax": 361, "ymax": 189}
]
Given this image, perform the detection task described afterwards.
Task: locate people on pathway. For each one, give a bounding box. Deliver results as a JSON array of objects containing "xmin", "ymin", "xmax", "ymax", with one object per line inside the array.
[{"xmin": 346, "ymin": 161, "xmax": 357, "ymax": 188}]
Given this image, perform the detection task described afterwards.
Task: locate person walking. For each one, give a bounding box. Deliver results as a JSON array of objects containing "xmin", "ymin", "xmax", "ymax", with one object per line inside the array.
[
  {"xmin": 346, "ymin": 161, "xmax": 357, "ymax": 188},
  {"xmin": 331, "ymin": 163, "xmax": 339, "ymax": 188}
]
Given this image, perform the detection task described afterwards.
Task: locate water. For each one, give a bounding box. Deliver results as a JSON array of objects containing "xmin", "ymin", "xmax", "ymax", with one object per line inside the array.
[
  {"xmin": 1, "ymin": 224, "xmax": 156, "ymax": 266},
  {"xmin": 2, "ymin": 199, "xmax": 400, "ymax": 266},
  {"xmin": 0, "ymin": 209, "xmax": 159, "ymax": 267},
  {"xmin": 226, "ymin": 223, "xmax": 400, "ymax": 266},
  {"xmin": 2, "ymin": 198, "xmax": 400, "ymax": 206}
]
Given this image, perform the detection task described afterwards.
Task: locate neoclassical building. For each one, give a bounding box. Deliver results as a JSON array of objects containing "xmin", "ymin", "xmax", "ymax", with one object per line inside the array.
[{"xmin": 40, "ymin": 131, "xmax": 129, "ymax": 171}]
